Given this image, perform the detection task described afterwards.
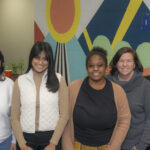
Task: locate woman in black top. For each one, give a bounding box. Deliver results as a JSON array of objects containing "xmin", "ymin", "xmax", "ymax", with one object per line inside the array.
[{"xmin": 62, "ymin": 47, "xmax": 131, "ymax": 150}]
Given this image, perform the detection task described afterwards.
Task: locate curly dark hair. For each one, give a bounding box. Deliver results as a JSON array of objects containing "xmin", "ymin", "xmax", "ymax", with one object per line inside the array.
[{"xmin": 86, "ymin": 47, "xmax": 107, "ymax": 68}]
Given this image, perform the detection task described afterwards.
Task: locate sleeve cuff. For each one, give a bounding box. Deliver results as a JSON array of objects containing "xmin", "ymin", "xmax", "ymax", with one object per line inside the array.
[
  {"xmin": 136, "ymin": 142, "xmax": 148, "ymax": 150},
  {"xmin": 11, "ymin": 132, "xmax": 16, "ymax": 144}
]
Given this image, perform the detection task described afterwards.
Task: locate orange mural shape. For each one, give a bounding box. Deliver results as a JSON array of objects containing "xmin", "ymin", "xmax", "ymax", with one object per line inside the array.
[
  {"xmin": 143, "ymin": 67, "xmax": 150, "ymax": 76},
  {"xmin": 50, "ymin": 0, "xmax": 75, "ymax": 33},
  {"xmin": 46, "ymin": 0, "xmax": 80, "ymax": 43}
]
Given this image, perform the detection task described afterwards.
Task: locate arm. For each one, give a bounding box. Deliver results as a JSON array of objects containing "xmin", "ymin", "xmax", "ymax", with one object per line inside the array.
[
  {"xmin": 8, "ymin": 80, "xmax": 16, "ymax": 150},
  {"xmin": 10, "ymin": 79, "xmax": 26, "ymax": 148},
  {"xmin": 61, "ymin": 83, "xmax": 74, "ymax": 150},
  {"xmin": 10, "ymin": 131, "xmax": 16, "ymax": 150},
  {"xmin": 61, "ymin": 120, "xmax": 74, "ymax": 150},
  {"xmin": 109, "ymin": 83, "xmax": 131, "ymax": 150},
  {"xmin": 135, "ymin": 83, "xmax": 150, "ymax": 150},
  {"xmin": 50, "ymin": 77, "xmax": 69, "ymax": 146},
  {"xmin": 62, "ymin": 79, "xmax": 84, "ymax": 150}
]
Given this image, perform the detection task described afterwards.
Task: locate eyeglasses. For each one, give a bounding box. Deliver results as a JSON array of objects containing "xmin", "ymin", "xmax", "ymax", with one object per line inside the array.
[{"xmin": 118, "ymin": 59, "xmax": 134, "ymax": 64}]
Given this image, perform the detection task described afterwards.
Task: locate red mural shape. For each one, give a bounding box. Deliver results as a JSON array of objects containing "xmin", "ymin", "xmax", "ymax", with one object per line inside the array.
[
  {"xmin": 34, "ymin": 21, "xmax": 45, "ymax": 43},
  {"xmin": 50, "ymin": 0, "xmax": 75, "ymax": 33}
]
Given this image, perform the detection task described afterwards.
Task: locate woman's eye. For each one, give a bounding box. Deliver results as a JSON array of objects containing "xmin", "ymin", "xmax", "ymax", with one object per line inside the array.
[
  {"xmin": 43, "ymin": 57, "xmax": 48, "ymax": 61},
  {"xmin": 35, "ymin": 56, "xmax": 40, "ymax": 59},
  {"xmin": 98, "ymin": 64, "xmax": 103, "ymax": 67},
  {"xmin": 88, "ymin": 65, "xmax": 94, "ymax": 68}
]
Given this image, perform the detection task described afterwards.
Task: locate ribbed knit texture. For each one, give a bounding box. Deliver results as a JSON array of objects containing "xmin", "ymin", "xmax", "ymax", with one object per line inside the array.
[{"xmin": 107, "ymin": 71, "xmax": 150, "ymax": 150}]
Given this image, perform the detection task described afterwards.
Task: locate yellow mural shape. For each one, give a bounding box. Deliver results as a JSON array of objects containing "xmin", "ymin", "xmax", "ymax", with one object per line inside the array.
[
  {"xmin": 46, "ymin": 0, "xmax": 81, "ymax": 43},
  {"xmin": 109, "ymin": 0, "xmax": 143, "ymax": 63},
  {"xmin": 83, "ymin": 29, "xmax": 93, "ymax": 51}
]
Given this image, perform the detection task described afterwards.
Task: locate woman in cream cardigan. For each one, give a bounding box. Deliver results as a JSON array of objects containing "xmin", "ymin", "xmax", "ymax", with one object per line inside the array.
[{"xmin": 11, "ymin": 41, "xmax": 69, "ymax": 150}]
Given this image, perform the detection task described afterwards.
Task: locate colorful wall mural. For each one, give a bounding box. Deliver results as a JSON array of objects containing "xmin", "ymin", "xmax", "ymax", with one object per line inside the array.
[{"xmin": 34, "ymin": 0, "xmax": 150, "ymax": 83}]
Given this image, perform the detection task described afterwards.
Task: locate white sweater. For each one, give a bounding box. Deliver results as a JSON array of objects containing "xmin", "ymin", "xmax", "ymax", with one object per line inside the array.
[
  {"xmin": 18, "ymin": 70, "xmax": 61, "ymax": 133},
  {"xmin": 0, "ymin": 77, "xmax": 14, "ymax": 143}
]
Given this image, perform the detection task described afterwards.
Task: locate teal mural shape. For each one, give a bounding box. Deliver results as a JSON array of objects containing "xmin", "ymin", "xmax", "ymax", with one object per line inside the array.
[{"xmin": 45, "ymin": 33, "xmax": 87, "ymax": 82}]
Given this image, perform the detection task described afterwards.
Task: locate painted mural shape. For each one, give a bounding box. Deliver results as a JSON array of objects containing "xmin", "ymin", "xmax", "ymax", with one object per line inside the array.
[
  {"xmin": 45, "ymin": 0, "xmax": 80, "ymax": 84},
  {"xmin": 35, "ymin": 0, "xmax": 150, "ymax": 82}
]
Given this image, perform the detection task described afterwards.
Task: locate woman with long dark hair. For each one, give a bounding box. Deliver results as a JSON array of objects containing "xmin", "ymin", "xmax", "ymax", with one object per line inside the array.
[
  {"xmin": 0, "ymin": 51, "xmax": 16, "ymax": 150},
  {"xmin": 11, "ymin": 41, "xmax": 69, "ymax": 150},
  {"xmin": 107, "ymin": 47, "xmax": 150, "ymax": 150}
]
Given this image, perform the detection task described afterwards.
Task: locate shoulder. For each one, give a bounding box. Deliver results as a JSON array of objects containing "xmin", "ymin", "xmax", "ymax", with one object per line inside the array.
[
  {"xmin": 106, "ymin": 74, "xmax": 113, "ymax": 80},
  {"xmin": 110, "ymin": 80, "xmax": 121, "ymax": 89},
  {"xmin": 5, "ymin": 77, "xmax": 14, "ymax": 83},
  {"xmin": 69, "ymin": 78, "xmax": 84, "ymax": 88},
  {"xmin": 142, "ymin": 77, "xmax": 150, "ymax": 87},
  {"xmin": 141, "ymin": 77, "xmax": 150, "ymax": 96},
  {"xmin": 18, "ymin": 73, "xmax": 28, "ymax": 80},
  {"xmin": 17, "ymin": 73, "xmax": 31, "ymax": 88},
  {"xmin": 5, "ymin": 77, "xmax": 14, "ymax": 87},
  {"xmin": 0, "ymin": 77, "xmax": 14, "ymax": 92},
  {"xmin": 135, "ymin": 75, "xmax": 150, "ymax": 91},
  {"xmin": 110, "ymin": 80, "xmax": 126, "ymax": 95}
]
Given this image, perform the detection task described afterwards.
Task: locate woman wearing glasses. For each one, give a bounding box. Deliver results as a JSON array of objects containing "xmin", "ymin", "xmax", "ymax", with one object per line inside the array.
[{"xmin": 107, "ymin": 47, "xmax": 150, "ymax": 150}]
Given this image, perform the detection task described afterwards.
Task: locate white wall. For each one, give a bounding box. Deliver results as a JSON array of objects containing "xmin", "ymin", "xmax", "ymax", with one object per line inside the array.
[{"xmin": 0, "ymin": 0, "xmax": 34, "ymax": 72}]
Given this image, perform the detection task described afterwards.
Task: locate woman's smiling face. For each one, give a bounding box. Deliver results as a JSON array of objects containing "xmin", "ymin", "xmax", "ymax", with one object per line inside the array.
[
  {"xmin": 117, "ymin": 52, "xmax": 135, "ymax": 80},
  {"xmin": 87, "ymin": 54, "xmax": 106, "ymax": 82},
  {"xmin": 32, "ymin": 51, "xmax": 49, "ymax": 73}
]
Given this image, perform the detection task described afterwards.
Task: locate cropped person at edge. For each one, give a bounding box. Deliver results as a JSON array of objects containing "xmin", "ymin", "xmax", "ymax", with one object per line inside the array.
[
  {"xmin": 107, "ymin": 47, "xmax": 150, "ymax": 150},
  {"xmin": 0, "ymin": 51, "xmax": 16, "ymax": 150}
]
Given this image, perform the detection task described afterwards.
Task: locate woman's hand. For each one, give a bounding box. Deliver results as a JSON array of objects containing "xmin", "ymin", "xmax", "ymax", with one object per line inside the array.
[
  {"xmin": 20, "ymin": 144, "xmax": 33, "ymax": 150},
  {"xmin": 10, "ymin": 143, "xmax": 16, "ymax": 150},
  {"xmin": 131, "ymin": 146, "xmax": 137, "ymax": 150},
  {"xmin": 44, "ymin": 143, "xmax": 56, "ymax": 150},
  {"xmin": 104, "ymin": 145, "xmax": 111, "ymax": 150}
]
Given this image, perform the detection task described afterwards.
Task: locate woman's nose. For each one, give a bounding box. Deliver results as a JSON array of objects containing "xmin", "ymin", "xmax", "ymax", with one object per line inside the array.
[
  {"xmin": 94, "ymin": 65, "xmax": 98, "ymax": 70},
  {"xmin": 38, "ymin": 59, "xmax": 43, "ymax": 64},
  {"xmin": 123, "ymin": 61, "xmax": 127, "ymax": 66}
]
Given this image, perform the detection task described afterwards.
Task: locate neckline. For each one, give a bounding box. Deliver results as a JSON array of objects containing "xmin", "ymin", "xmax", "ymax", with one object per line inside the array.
[{"xmin": 85, "ymin": 77, "xmax": 107, "ymax": 91}]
